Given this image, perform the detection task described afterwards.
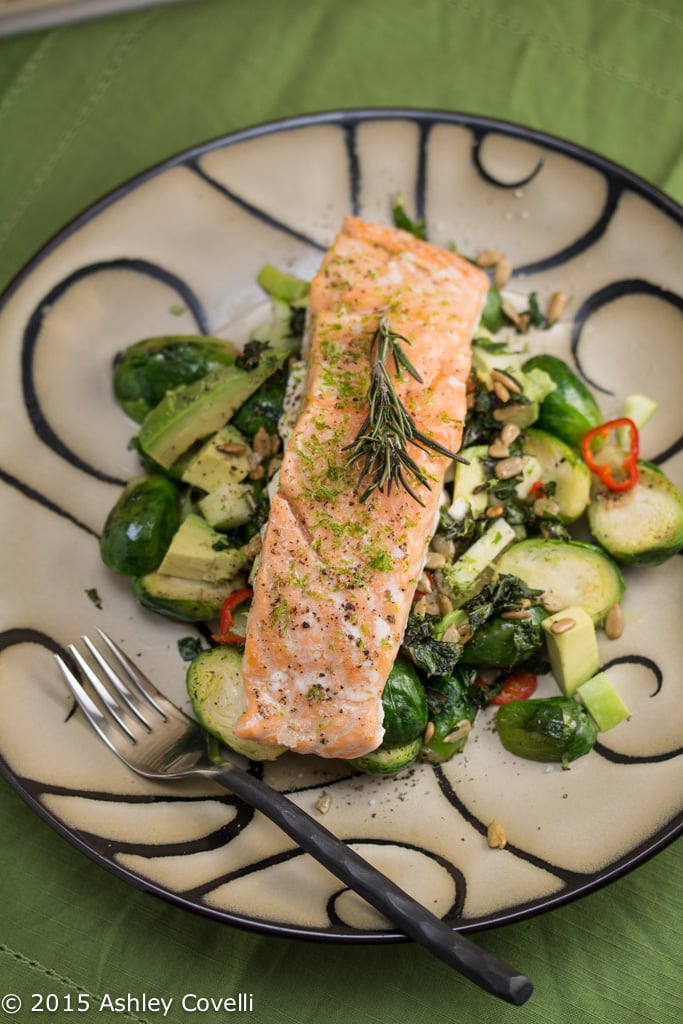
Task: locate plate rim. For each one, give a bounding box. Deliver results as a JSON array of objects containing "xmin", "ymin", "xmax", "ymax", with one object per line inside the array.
[
  {"xmin": 1, "ymin": 107, "xmax": 681, "ymax": 941},
  {"xmin": 2, "ymin": 755, "xmax": 681, "ymax": 941},
  {"xmin": 1, "ymin": 106, "xmax": 682, "ymax": 311}
]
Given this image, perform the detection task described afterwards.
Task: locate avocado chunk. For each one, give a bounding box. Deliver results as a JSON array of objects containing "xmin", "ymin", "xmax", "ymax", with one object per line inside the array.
[
  {"xmin": 449, "ymin": 445, "xmax": 489, "ymax": 520},
  {"xmin": 256, "ymin": 263, "xmax": 310, "ymax": 304},
  {"xmin": 541, "ymin": 605, "xmax": 600, "ymax": 696},
  {"xmin": 471, "ymin": 345, "xmax": 525, "ymax": 378},
  {"xmin": 131, "ymin": 571, "xmax": 246, "ymax": 622},
  {"xmin": 577, "ymin": 671, "xmax": 630, "ymax": 731},
  {"xmin": 157, "ymin": 513, "xmax": 247, "ymax": 583},
  {"xmin": 181, "ymin": 424, "xmax": 251, "ymax": 491},
  {"xmin": 441, "ymin": 518, "xmax": 516, "ymax": 601},
  {"xmin": 199, "ymin": 482, "xmax": 254, "ymax": 530},
  {"xmin": 620, "ymin": 393, "xmax": 657, "ymax": 434},
  {"xmin": 138, "ymin": 344, "xmax": 292, "ymax": 469}
]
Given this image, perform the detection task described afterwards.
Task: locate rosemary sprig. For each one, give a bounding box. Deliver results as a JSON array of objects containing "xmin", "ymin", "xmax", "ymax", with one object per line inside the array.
[{"xmin": 344, "ymin": 317, "xmax": 466, "ymax": 506}]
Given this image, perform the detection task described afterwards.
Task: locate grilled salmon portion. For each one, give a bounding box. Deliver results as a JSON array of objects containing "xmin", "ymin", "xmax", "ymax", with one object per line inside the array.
[{"xmin": 235, "ymin": 217, "xmax": 489, "ymax": 759}]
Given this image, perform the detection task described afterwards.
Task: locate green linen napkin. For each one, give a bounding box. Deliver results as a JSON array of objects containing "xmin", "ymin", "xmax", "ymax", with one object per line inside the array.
[
  {"xmin": 0, "ymin": 2, "xmax": 681, "ymax": 1022},
  {"xmin": 0, "ymin": 0, "xmax": 682, "ymax": 292}
]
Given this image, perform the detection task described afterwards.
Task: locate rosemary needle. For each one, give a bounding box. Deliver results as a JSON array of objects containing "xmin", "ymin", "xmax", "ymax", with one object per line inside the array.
[{"xmin": 345, "ymin": 317, "xmax": 466, "ymax": 506}]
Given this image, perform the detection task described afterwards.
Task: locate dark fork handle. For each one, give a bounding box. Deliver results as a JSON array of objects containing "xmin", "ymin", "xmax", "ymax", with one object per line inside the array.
[{"xmin": 207, "ymin": 762, "xmax": 532, "ymax": 1005}]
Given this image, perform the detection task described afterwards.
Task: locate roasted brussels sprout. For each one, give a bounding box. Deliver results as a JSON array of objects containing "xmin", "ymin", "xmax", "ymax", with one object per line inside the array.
[
  {"xmin": 349, "ymin": 737, "xmax": 422, "ymax": 776},
  {"xmin": 186, "ymin": 645, "xmax": 285, "ymax": 761},
  {"xmin": 495, "ymin": 539, "xmax": 624, "ymax": 626},
  {"xmin": 113, "ymin": 335, "xmax": 237, "ymax": 422},
  {"xmin": 99, "ymin": 474, "xmax": 180, "ymax": 576},
  {"xmin": 461, "ymin": 605, "xmax": 548, "ymax": 669},
  {"xmin": 522, "ymin": 354, "xmax": 602, "ymax": 448},
  {"xmin": 587, "ymin": 461, "xmax": 683, "ymax": 565},
  {"xmin": 131, "ymin": 572, "xmax": 244, "ymax": 622},
  {"xmin": 230, "ymin": 367, "xmax": 288, "ymax": 437},
  {"xmin": 380, "ymin": 657, "xmax": 429, "ymax": 746},
  {"xmin": 495, "ymin": 696, "xmax": 598, "ymax": 763},
  {"xmin": 423, "ymin": 666, "xmax": 479, "ymax": 763}
]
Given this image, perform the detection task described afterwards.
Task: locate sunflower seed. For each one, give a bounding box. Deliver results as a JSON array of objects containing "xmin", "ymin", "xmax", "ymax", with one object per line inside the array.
[
  {"xmin": 487, "ymin": 440, "xmax": 510, "ymax": 459},
  {"xmin": 475, "ymin": 249, "xmax": 504, "ymax": 268},
  {"xmin": 494, "ymin": 257, "xmax": 512, "ymax": 289},
  {"xmin": 500, "ymin": 422, "xmax": 521, "ymax": 445},
  {"xmin": 487, "ymin": 820, "xmax": 507, "ymax": 849},
  {"xmin": 425, "ymin": 552, "xmax": 447, "ymax": 569},
  {"xmin": 493, "ymin": 381, "xmax": 511, "ymax": 403},
  {"xmin": 443, "ymin": 720, "xmax": 472, "ymax": 744},
  {"xmin": 315, "ymin": 792, "xmax": 332, "ymax": 815},
  {"xmin": 494, "ymin": 456, "xmax": 525, "ymax": 479},
  {"xmin": 491, "ymin": 369, "xmax": 522, "ymax": 394},
  {"xmin": 604, "ymin": 603, "xmax": 624, "ymax": 639},
  {"xmin": 547, "ymin": 290, "xmax": 568, "ymax": 325},
  {"xmin": 550, "ymin": 617, "xmax": 576, "ymax": 634}
]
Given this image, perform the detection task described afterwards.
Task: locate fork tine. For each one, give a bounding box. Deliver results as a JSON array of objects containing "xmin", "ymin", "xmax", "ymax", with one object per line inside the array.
[
  {"xmin": 95, "ymin": 628, "xmax": 170, "ymax": 720},
  {"xmin": 67, "ymin": 644, "xmax": 141, "ymax": 741},
  {"xmin": 81, "ymin": 634, "xmax": 157, "ymax": 729},
  {"xmin": 55, "ymin": 653, "xmax": 136, "ymax": 755}
]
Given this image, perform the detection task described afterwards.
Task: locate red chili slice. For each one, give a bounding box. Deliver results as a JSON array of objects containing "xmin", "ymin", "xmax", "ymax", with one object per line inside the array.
[
  {"xmin": 212, "ymin": 587, "xmax": 254, "ymax": 644},
  {"xmin": 581, "ymin": 418, "xmax": 639, "ymax": 493},
  {"xmin": 489, "ymin": 672, "xmax": 538, "ymax": 705}
]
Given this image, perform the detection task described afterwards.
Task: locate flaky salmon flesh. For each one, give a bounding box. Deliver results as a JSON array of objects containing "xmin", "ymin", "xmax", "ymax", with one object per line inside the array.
[{"xmin": 235, "ymin": 217, "xmax": 489, "ymax": 759}]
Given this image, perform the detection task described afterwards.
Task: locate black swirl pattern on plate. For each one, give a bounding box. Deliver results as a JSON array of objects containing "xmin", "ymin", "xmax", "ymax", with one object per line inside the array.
[
  {"xmin": 591, "ymin": 654, "xmax": 683, "ymax": 764},
  {"xmin": 432, "ymin": 764, "xmax": 587, "ymax": 888},
  {"xmin": 21, "ymin": 259, "xmax": 210, "ymax": 485},
  {"xmin": 471, "ymin": 126, "xmax": 545, "ymax": 190},
  {"xmin": 571, "ymin": 278, "xmax": 683, "ymax": 450},
  {"xmin": 343, "ymin": 121, "xmax": 362, "ymax": 217},
  {"xmin": 512, "ymin": 175, "xmax": 624, "ymax": 278},
  {"xmin": 0, "ymin": 466, "xmax": 98, "ymax": 538},
  {"xmin": 419, "ymin": 118, "xmax": 624, "ymax": 277},
  {"xmin": 188, "ymin": 157, "xmax": 328, "ymax": 252},
  {"xmin": 325, "ymin": 839, "xmax": 467, "ymax": 928}
]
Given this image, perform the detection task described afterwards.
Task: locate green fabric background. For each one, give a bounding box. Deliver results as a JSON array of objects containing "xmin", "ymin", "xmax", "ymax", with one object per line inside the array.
[{"xmin": 0, "ymin": 1, "xmax": 681, "ymax": 1021}]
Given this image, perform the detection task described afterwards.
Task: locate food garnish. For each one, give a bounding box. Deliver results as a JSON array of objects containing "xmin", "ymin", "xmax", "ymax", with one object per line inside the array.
[
  {"xmin": 581, "ymin": 417, "xmax": 640, "ymax": 492},
  {"xmin": 344, "ymin": 316, "xmax": 467, "ymax": 506}
]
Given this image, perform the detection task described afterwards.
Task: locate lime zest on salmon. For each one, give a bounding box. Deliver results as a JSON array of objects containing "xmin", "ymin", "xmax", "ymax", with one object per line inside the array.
[
  {"xmin": 345, "ymin": 316, "xmax": 468, "ymax": 506},
  {"xmin": 235, "ymin": 216, "xmax": 490, "ymax": 760}
]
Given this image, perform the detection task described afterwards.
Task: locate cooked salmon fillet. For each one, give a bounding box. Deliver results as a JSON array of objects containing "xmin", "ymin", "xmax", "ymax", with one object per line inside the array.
[{"xmin": 235, "ymin": 217, "xmax": 489, "ymax": 759}]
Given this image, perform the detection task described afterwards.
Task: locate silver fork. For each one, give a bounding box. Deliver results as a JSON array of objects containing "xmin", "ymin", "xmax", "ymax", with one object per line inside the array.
[{"xmin": 55, "ymin": 628, "xmax": 533, "ymax": 1006}]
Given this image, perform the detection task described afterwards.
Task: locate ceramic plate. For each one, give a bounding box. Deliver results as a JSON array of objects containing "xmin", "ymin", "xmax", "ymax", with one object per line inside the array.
[
  {"xmin": 1, "ymin": 110, "xmax": 681, "ymax": 940},
  {"xmin": 0, "ymin": 1, "xmax": 184, "ymax": 38}
]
